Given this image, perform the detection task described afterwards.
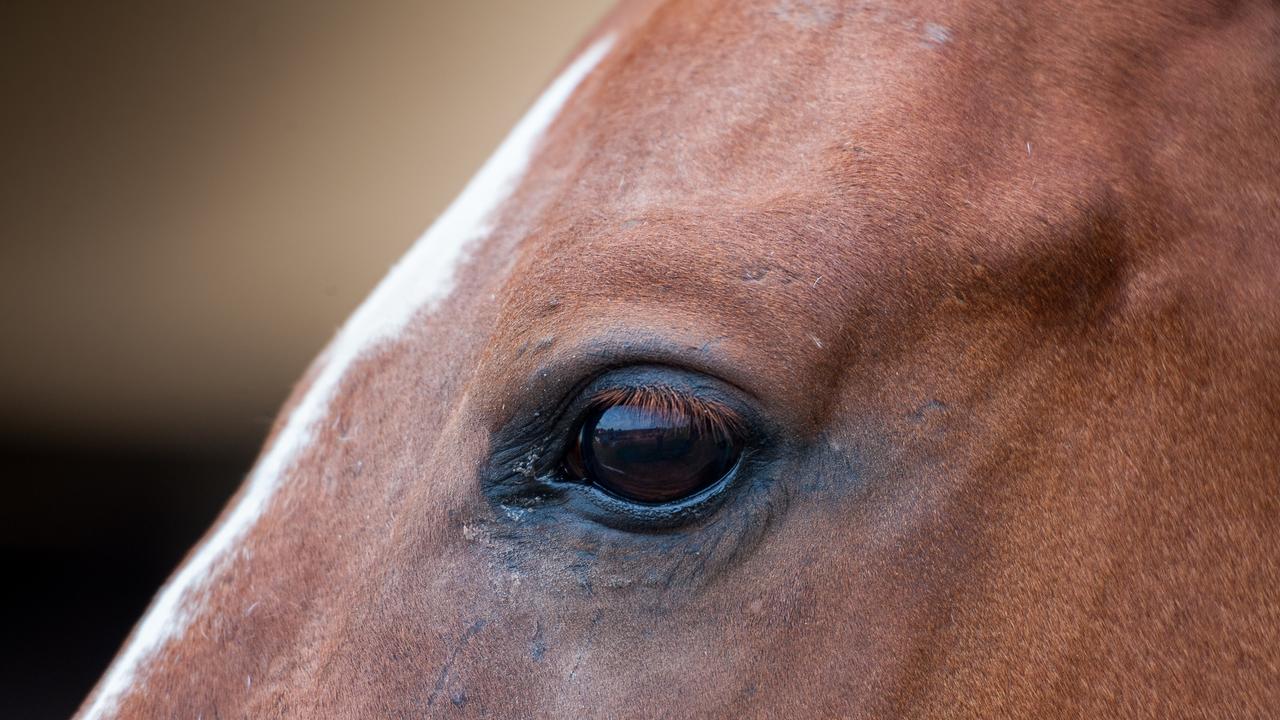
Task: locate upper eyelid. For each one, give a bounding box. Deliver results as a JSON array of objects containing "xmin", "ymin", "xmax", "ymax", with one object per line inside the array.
[{"xmin": 495, "ymin": 333, "xmax": 759, "ymax": 428}]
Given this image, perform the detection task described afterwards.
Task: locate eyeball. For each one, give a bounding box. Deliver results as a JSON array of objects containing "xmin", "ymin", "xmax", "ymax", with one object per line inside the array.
[{"xmin": 563, "ymin": 387, "xmax": 744, "ymax": 504}]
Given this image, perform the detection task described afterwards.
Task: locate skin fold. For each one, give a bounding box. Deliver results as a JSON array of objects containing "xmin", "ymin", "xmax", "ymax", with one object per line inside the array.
[{"xmin": 81, "ymin": 1, "xmax": 1279, "ymax": 717}]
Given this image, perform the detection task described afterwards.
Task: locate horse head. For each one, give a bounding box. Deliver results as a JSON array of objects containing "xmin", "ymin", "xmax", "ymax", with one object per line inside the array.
[{"xmin": 82, "ymin": 1, "xmax": 1280, "ymax": 717}]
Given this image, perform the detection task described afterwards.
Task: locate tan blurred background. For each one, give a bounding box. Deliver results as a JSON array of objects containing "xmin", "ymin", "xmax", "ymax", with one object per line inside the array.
[{"xmin": 0, "ymin": 2, "xmax": 612, "ymax": 716}]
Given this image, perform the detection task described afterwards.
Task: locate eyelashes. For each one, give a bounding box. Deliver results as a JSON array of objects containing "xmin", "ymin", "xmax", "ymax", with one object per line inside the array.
[{"xmin": 584, "ymin": 385, "xmax": 747, "ymax": 441}]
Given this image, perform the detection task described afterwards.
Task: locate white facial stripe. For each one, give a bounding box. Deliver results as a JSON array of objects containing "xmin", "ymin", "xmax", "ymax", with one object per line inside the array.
[{"xmin": 80, "ymin": 34, "xmax": 615, "ymax": 720}]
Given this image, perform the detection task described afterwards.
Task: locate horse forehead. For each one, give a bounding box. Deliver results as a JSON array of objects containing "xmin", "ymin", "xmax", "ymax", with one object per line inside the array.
[
  {"xmin": 511, "ymin": 8, "xmax": 993, "ymax": 255},
  {"xmin": 499, "ymin": 1, "xmax": 1166, "ymax": 323}
]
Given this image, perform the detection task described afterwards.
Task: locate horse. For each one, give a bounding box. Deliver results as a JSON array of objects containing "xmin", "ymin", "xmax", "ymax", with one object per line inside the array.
[{"xmin": 79, "ymin": 0, "xmax": 1280, "ymax": 717}]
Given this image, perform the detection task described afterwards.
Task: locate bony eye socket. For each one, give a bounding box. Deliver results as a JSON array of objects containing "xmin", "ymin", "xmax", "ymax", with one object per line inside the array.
[{"xmin": 563, "ymin": 387, "xmax": 744, "ymax": 504}]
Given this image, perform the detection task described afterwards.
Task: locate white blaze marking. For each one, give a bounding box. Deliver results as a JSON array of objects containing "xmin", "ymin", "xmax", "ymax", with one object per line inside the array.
[{"xmin": 80, "ymin": 34, "xmax": 615, "ymax": 720}]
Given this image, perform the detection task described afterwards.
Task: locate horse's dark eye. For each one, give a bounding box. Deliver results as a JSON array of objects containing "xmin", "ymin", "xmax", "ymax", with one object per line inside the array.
[{"xmin": 563, "ymin": 389, "xmax": 743, "ymax": 504}]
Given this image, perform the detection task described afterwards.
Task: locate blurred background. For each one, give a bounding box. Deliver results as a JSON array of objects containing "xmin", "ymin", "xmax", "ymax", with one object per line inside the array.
[{"xmin": 0, "ymin": 1, "xmax": 611, "ymax": 716}]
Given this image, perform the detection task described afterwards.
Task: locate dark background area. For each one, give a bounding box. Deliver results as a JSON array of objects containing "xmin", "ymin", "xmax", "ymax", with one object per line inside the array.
[
  {"xmin": 1, "ymin": 440, "xmax": 249, "ymax": 719},
  {"xmin": 0, "ymin": 2, "xmax": 607, "ymax": 717}
]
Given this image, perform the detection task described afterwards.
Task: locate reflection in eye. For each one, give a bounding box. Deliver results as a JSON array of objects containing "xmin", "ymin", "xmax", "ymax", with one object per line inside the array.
[{"xmin": 563, "ymin": 386, "xmax": 744, "ymax": 504}]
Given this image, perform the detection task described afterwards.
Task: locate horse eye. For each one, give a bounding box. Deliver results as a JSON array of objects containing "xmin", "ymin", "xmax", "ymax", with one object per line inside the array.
[{"xmin": 563, "ymin": 393, "xmax": 743, "ymax": 504}]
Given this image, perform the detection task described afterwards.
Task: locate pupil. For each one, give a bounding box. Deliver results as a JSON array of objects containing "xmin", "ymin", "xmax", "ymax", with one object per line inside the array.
[{"xmin": 580, "ymin": 401, "xmax": 739, "ymax": 504}]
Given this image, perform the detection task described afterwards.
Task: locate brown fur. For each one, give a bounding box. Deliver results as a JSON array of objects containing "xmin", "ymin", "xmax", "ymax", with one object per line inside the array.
[{"xmin": 83, "ymin": 1, "xmax": 1280, "ymax": 717}]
